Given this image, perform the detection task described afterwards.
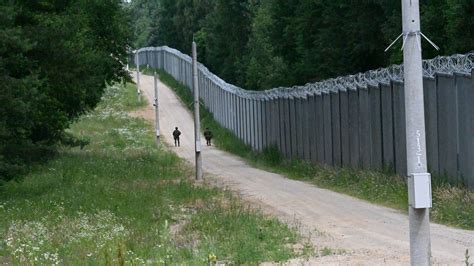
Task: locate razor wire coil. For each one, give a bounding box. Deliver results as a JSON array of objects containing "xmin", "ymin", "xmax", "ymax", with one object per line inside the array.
[{"xmin": 135, "ymin": 46, "xmax": 474, "ymax": 100}]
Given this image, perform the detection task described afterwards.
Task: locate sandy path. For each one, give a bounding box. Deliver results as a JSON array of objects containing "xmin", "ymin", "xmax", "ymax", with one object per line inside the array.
[{"xmin": 133, "ymin": 72, "xmax": 473, "ymax": 265}]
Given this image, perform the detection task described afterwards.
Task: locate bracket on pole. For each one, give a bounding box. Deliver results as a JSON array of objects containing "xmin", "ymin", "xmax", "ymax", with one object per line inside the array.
[{"xmin": 384, "ymin": 31, "xmax": 439, "ymax": 52}]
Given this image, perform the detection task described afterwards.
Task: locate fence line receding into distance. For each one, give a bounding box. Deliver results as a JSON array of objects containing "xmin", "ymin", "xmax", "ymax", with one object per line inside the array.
[{"xmin": 132, "ymin": 46, "xmax": 474, "ymax": 188}]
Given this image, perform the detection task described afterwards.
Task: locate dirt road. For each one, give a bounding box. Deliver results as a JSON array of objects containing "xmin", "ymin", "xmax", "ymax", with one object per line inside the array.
[{"xmin": 133, "ymin": 72, "xmax": 473, "ymax": 265}]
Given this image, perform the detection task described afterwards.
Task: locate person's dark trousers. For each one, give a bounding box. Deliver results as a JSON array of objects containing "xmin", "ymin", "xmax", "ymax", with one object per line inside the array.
[{"xmin": 174, "ymin": 138, "xmax": 180, "ymax": 147}]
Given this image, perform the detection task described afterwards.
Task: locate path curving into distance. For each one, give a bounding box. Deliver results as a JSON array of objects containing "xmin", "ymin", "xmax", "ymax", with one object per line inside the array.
[{"xmin": 133, "ymin": 72, "xmax": 473, "ymax": 265}]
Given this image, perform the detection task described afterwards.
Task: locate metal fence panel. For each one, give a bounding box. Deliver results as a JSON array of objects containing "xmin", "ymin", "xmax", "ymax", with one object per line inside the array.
[
  {"xmin": 284, "ymin": 98, "xmax": 292, "ymax": 158},
  {"xmin": 456, "ymin": 72, "xmax": 474, "ymax": 188},
  {"xmin": 348, "ymin": 90, "xmax": 360, "ymax": 168},
  {"xmin": 286, "ymin": 98, "xmax": 294, "ymax": 158},
  {"xmin": 239, "ymin": 97, "xmax": 245, "ymax": 141},
  {"xmin": 369, "ymin": 84, "xmax": 383, "ymax": 169},
  {"xmin": 273, "ymin": 99, "xmax": 281, "ymax": 150},
  {"xmin": 261, "ymin": 100, "xmax": 268, "ymax": 149},
  {"xmin": 256, "ymin": 100, "xmax": 263, "ymax": 151},
  {"xmin": 268, "ymin": 99, "xmax": 275, "ymax": 147},
  {"xmin": 323, "ymin": 93, "xmax": 333, "ymax": 165},
  {"xmin": 307, "ymin": 96, "xmax": 318, "ymax": 163},
  {"xmin": 301, "ymin": 98, "xmax": 311, "ymax": 161},
  {"xmin": 359, "ymin": 87, "xmax": 371, "ymax": 169},
  {"xmin": 340, "ymin": 91, "xmax": 350, "ymax": 167},
  {"xmin": 237, "ymin": 96, "xmax": 245, "ymax": 141},
  {"xmin": 247, "ymin": 98, "xmax": 253, "ymax": 146},
  {"xmin": 392, "ymin": 81, "xmax": 407, "ymax": 176},
  {"xmin": 331, "ymin": 92, "xmax": 342, "ymax": 166},
  {"xmin": 437, "ymin": 73, "xmax": 458, "ymax": 180},
  {"xmin": 295, "ymin": 98, "xmax": 304, "ymax": 159},
  {"xmin": 249, "ymin": 99, "xmax": 255, "ymax": 149},
  {"xmin": 315, "ymin": 95, "xmax": 325, "ymax": 163},
  {"xmin": 279, "ymin": 98, "xmax": 288, "ymax": 157},
  {"xmin": 381, "ymin": 83, "xmax": 395, "ymax": 170},
  {"xmin": 423, "ymin": 77, "xmax": 439, "ymax": 175},
  {"xmin": 288, "ymin": 98, "xmax": 297, "ymax": 158}
]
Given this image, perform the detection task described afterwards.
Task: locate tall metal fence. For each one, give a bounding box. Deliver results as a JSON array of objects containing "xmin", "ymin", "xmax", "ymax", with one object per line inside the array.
[{"xmin": 132, "ymin": 46, "xmax": 474, "ymax": 188}]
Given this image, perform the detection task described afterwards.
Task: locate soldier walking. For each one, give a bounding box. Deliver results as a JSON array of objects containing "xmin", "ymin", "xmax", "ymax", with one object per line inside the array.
[
  {"xmin": 173, "ymin": 127, "xmax": 181, "ymax": 147},
  {"xmin": 204, "ymin": 128, "xmax": 213, "ymax": 146}
]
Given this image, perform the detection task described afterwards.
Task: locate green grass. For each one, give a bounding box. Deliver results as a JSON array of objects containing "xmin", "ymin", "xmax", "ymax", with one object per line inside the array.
[
  {"xmin": 0, "ymin": 82, "xmax": 308, "ymax": 264},
  {"xmin": 153, "ymin": 68, "xmax": 474, "ymax": 230}
]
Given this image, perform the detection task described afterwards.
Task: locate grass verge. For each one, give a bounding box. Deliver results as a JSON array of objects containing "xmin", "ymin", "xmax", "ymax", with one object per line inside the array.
[
  {"xmin": 0, "ymin": 82, "xmax": 310, "ymax": 264},
  {"xmin": 152, "ymin": 68, "xmax": 474, "ymax": 230}
]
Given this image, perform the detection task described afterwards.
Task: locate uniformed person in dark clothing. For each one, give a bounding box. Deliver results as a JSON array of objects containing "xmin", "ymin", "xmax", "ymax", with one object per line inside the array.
[
  {"xmin": 173, "ymin": 127, "xmax": 181, "ymax": 147},
  {"xmin": 204, "ymin": 128, "xmax": 213, "ymax": 146}
]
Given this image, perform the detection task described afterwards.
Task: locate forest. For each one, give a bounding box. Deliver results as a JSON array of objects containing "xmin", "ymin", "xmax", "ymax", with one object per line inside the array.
[{"xmin": 130, "ymin": 0, "xmax": 474, "ymax": 91}]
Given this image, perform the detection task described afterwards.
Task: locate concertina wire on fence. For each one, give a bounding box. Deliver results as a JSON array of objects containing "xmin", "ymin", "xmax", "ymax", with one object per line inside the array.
[{"xmin": 134, "ymin": 46, "xmax": 474, "ymax": 100}]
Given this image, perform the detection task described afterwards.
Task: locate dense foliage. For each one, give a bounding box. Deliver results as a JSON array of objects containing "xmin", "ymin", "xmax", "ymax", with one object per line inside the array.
[
  {"xmin": 0, "ymin": 0, "xmax": 131, "ymax": 181},
  {"xmin": 130, "ymin": 0, "xmax": 473, "ymax": 90}
]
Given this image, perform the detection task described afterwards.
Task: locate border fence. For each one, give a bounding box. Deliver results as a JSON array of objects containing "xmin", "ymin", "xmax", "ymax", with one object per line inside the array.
[{"xmin": 132, "ymin": 46, "xmax": 474, "ymax": 188}]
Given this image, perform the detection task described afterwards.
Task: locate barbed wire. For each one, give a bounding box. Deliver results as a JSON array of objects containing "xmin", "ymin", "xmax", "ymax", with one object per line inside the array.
[{"xmin": 136, "ymin": 46, "xmax": 473, "ymax": 100}]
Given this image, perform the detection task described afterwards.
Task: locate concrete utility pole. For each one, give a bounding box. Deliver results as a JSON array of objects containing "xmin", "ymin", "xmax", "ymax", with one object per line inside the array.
[
  {"xmin": 153, "ymin": 71, "xmax": 160, "ymax": 143},
  {"xmin": 136, "ymin": 51, "xmax": 141, "ymax": 102},
  {"xmin": 192, "ymin": 41, "xmax": 203, "ymax": 180},
  {"xmin": 401, "ymin": 0, "xmax": 432, "ymax": 265}
]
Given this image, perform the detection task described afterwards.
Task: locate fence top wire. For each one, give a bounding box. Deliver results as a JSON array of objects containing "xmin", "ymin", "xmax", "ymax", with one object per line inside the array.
[{"xmin": 136, "ymin": 47, "xmax": 474, "ymax": 100}]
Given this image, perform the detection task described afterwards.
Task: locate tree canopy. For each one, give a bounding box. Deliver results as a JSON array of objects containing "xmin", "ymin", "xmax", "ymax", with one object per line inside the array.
[
  {"xmin": 131, "ymin": 0, "xmax": 473, "ymax": 90},
  {"xmin": 0, "ymin": 0, "xmax": 131, "ymax": 181}
]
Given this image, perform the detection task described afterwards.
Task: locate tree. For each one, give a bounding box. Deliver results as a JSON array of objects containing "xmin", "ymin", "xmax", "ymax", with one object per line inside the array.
[
  {"xmin": 240, "ymin": 0, "xmax": 290, "ymax": 90},
  {"xmin": 131, "ymin": 0, "xmax": 472, "ymax": 90},
  {"xmin": 0, "ymin": 0, "xmax": 131, "ymax": 181},
  {"xmin": 200, "ymin": 0, "xmax": 255, "ymax": 84}
]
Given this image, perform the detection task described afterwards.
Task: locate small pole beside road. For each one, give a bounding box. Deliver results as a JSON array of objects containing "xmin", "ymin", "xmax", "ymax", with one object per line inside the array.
[
  {"xmin": 136, "ymin": 51, "xmax": 141, "ymax": 102},
  {"xmin": 401, "ymin": 0, "xmax": 433, "ymax": 265},
  {"xmin": 192, "ymin": 40, "xmax": 203, "ymax": 180},
  {"xmin": 154, "ymin": 71, "xmax": 160, "ymax": 143}
]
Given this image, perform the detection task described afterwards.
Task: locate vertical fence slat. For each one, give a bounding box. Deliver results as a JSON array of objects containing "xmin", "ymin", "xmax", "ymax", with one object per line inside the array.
[
  {"xmin": 256, "ymin": 99, "xmax": 263, "ymax": 151},
  {"xmin": 295, "ymin": 98, "xmax": 304, "ymax": 159},
  {"xmin": 381, "ymin": 82, "xmax": 395, "ymax": 170},
  {"xmin": 369, "ymin": 84, "xmax": 383, "ymax": 169},
  {"xmin": 423, "ymin": 77, "xmax": 439, "ymax": 175},
  {"xmin": 456, "ymin": 72, "xmax": 474, "ymax": 187},
  {"xmin": 348, "ymin": 89, "xmax": 360, "ymax": 168},
  {"xmin": 358, "ymin": 87, "xmax": 371, "ymax": 169},
  {"xmin": 323, "ymin": 93, "xmax": 333, "ymax": 165},
  {"xmin": 273, "ymin": 99, "xmax": 281, "ymax": 150},
  {"xmin": 307, "ymin": 96, "xmax": 318, "ymax": 163},
  {"xmin": 279, "ymin": 98, "xmax": 288, "ymax": 157},
  {"xmin": 331, "ymin": 92, "xmax": 342, "ymax": 167},
  {"xmin": 285, "ymin": 98, "xmax": 293, "ymax": 158},
  {"xmin": 288, "ymin": 98, "xmax": 297, "ymax": 158},
  {"xmin": 238, "ymin": 97, "xmax": 243, "ymax": 141},
  {"xmin": 437, "ymin": 73, "xmax": 458, "ymax": 180},
  {"xmin": 315, "ymin": 95, "xmax": 325, "ymax": 163},
  {"xmin": 268, "ymin": 99, "xmax": 275, "ymax": 147},
  {"xmin": 302, "ymin": 97, "xmax": 311, "ymax": 161},
  {"xmin": 340, "ymin": 91, "xmax": 350, "ymax": 167},
  {"xmin": 261, "ymin": 99, "xmax": 268, "ymax": 149},
  {"xmin": 392, "ymin": 80, "xmax": 407, "ymax": 176}
]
